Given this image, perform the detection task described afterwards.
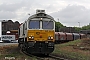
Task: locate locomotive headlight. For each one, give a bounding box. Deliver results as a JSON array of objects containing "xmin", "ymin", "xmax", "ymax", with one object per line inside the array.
[
  {"xmin": 31, "ymin": 36, "xmax": 34, "ymax": 39},
  {"xmin": 48, "ymin": 36, "xmax": 53, "ymax": 40},
  {"xmin": 28, "ymin": 36, "xmax": 34, "ymax": 40},
  {"xmin": 51, "ymin": 37, "xmax": 53, "ymax": 39},
  {"xmin": 29, "ymin": 37, "xmax": 31, "ymax": 39}
]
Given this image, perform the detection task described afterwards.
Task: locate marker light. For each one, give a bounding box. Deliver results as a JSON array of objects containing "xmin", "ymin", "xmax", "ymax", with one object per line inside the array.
[
  {"xmin": 40, "ymin": 18, "xmax": 42, "ymax": 20},
  {"xmin": 48, "ymin": 36, "xmax": 51, "ymax": 40}
]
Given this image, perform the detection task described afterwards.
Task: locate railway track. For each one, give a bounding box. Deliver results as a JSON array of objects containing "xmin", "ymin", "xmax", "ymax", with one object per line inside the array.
[
  {"xmin": 49, "ymin": 54, "xmax": 69, "ymax": 60},
  {"xmin": 20, "ymin": 49, "xmax": 69, "ymax": 60}
]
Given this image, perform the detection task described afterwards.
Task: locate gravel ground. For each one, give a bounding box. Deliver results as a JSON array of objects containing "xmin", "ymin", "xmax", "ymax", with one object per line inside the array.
[{"xmin": 0, "ymin": 44, "xmax": 35, "ymax": 60}]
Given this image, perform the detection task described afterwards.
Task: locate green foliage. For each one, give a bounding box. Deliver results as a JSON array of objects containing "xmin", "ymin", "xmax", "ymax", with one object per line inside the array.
[
  {"xmin": 73, "ymin": 24, "xmax": 90, "ymax": 32},
  {"xmin": 74, "ymin": 27, "xmax": 82, "ymax": 32},
  {"xmin": 82, "ymin": 25, "xmax": 90, "ymax": 30},
  {"xmin": 55, "ymin": 21, "xmax": 90, "ymax": 32},
  {"xmin": 55, "ymin": 22, "xmax": 65, "ymax": 32}
]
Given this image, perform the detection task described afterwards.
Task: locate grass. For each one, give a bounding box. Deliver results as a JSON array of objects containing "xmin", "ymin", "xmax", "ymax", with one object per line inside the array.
[
  {"xmin": 52, "ymin": 38, "xmax": 90, "ymax": 60},
  {"xmin": 0, "ymin": 44, "xmax": 37, "ymax": 60},
  {"xmin": 1, "ymin": 39, "xmax": 90, "ymax": 60}
]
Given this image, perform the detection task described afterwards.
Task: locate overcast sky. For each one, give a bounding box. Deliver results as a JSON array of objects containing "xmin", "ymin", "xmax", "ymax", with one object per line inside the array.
[{"xmin": 0, "ymin": 0, "xmax": 90, "ymax": 27}]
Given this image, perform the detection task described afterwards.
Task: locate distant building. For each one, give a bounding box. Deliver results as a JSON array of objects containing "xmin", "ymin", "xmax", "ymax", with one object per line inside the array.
[
  {"xmin": 2, "ymin": 20, "xmax": 20, "ymax": 35},
  {"xmin": 80, "ymin": 30, "xmax": 90, "ymax": 34}
]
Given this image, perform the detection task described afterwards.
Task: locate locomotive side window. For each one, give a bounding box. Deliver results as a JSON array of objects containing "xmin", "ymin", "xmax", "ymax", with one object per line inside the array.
[
  {"xmin": 23, "ymin": 24, "xmax": 25, "ymax": 35},
  {"xmin": 29, "ymin": 20, "xmax": 40, "ymax": 29},
  {"xmin": 25, "ymin": 22, "xmax": 27, "ymax": 30},
  {"xmin": 42, "ymin": 21, "xmax": 54, "ymax": 29}
]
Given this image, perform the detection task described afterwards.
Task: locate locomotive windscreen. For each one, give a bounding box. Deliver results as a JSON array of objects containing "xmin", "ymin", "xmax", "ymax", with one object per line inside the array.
[
  {"xmin": 29, "ymin": 20, "xmax": 40, "ymax": 29},
  {"xmin": 42, "ymin": 21, "xmax": 54, "ymax": 29}
]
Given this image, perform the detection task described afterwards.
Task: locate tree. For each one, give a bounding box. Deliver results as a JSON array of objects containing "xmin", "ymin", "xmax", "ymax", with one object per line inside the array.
[
  {"xmin": 82, "ymin": 25, "xmax": 90, "ymax": 30},
  {"xmin": 55, "ymin": 22, "xmax": 65, "ymax": 32},
  {"xmin": 74, "ymin": 27, "xmax": 81, "ymax": 33}
]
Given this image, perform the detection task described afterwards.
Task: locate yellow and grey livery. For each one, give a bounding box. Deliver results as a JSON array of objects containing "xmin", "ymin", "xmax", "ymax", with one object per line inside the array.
[{"xmin": 18, "ymin": 10, "xmax": 55, "ymax": 55}]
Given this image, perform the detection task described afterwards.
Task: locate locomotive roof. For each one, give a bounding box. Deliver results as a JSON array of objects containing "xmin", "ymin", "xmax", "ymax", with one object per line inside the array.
[
  {"xmin": 20, "ymin": 12, "xmax": 55, "ymax": 27},
  {"xmin": 28, "ymin": 13, "xmax": 54, "ymax": 21}
]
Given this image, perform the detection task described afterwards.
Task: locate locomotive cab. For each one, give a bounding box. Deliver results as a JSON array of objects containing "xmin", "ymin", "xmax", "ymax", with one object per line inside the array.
[{"xmin": 18, "ymin": 10, "xmax": 55, "ymax": 55}]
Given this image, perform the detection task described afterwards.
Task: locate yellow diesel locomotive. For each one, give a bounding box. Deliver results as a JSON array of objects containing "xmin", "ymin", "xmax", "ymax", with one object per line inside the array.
[{"xmin": 18, "ymin": 10, "xmax": 55, "ymax": 55}]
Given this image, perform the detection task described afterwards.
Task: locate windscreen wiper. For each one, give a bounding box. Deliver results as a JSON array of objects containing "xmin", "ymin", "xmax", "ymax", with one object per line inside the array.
[{"xmin": 44, "ymin": 19, "xmax": 52, "ymax": 27}]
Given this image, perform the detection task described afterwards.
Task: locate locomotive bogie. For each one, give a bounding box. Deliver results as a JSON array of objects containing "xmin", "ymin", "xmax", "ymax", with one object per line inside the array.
[
  {"xmin": 19, "ymin": 38, "xmax": 55, "ymax": 54},
  {"xmin": 26, "ymin": 42, "xmax": 54, "ymax": 54}
]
